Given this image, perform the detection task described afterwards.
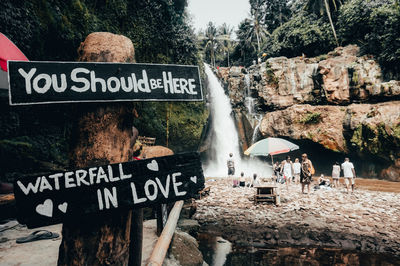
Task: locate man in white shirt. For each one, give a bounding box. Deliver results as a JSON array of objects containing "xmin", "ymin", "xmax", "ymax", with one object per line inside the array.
[{"xmin": 341, "ymin": 158, "xmax": 356, "ymax": 193}]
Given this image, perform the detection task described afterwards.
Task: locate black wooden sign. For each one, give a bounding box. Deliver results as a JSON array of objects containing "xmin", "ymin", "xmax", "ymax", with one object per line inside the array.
[
  {"xmin": 14, "ymin": 152, "xmax": 204, "ymax": 228},
  {"xmin": 8, "ymin": 61, "xmax": 203, "ymax": 105}
]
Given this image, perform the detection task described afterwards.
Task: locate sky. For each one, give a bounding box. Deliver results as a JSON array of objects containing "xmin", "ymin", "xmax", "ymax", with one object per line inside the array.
[{"xmin": 187, "ymin": 0, "xmax": 251, "ymax": 37}]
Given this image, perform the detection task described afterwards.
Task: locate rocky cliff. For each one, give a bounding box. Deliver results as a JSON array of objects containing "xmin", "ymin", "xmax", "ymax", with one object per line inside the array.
[{"xmin": 216, "ymin": 45, "xmax": 400, "ymax": 180}]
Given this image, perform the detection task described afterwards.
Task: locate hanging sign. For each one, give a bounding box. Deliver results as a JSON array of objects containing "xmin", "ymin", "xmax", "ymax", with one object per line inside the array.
[
  {"xmin": 13, "ymin": 152, "xmax": 204, "ymax": 228},
  {"xmin": 8, "ymin": 61, "xmax": 203, "ymax": 105}
]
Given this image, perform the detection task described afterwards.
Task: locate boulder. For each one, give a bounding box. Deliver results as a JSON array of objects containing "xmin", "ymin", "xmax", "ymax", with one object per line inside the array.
[
  {"xmin": 169, "ymin": 230, "xmax": 203, "ymax": 266},
  {"xmin": 77, "ymin": 32, "xmax": 135, "ymax": 63},
  {"xmin": 140, "ymin": 146, "xmax": 173, "ymax": 158},
  {"xmin": 380, "ymin": 158, "xmax": 400, "ymax": 182}
]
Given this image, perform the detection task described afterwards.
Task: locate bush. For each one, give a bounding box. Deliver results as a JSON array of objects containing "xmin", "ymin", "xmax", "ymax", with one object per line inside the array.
[{"xmin": 263, "ymin": 12, "xmax": 336, "ymax": 58}]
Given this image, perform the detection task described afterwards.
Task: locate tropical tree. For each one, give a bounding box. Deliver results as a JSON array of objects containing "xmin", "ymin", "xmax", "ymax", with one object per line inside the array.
[
  {"xmin": 199, "ymin": 22, "xmax": 218, "ymax": 67},
  {"xmin": 218, "ymin": 23, "xmax": 234, "ymax": 67},
  {"xmin": 248, "ymin": 0, "xmax": 271, "ymax": 54},
  {"xmin": 305, "ymin": 0, "xmax": 343, "ymax": 46}
]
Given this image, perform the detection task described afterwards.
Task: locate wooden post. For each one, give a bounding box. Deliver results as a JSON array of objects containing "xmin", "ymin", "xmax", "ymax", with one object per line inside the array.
[{"xmin": 57, "ymin": 32, "xmax": 137, "ymax": 266}]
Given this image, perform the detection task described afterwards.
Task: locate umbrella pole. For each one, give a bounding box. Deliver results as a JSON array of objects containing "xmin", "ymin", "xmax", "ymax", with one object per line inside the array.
[{"xmin": 271, "ymin": 155, "xmax": 274, "ymax": 165}]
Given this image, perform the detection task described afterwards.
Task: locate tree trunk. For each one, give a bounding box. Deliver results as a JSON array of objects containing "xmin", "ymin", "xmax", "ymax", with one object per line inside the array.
[
  {"xmin": 324, "ymin": 0, "xmax": 339, "ymax": 47},
  {"xmin": 57, "ymin": 32, "xmax": 138, "ymax": 266}
]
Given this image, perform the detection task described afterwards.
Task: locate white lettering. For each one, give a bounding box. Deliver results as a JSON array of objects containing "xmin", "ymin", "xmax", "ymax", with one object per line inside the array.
[
  {"xmin": 179, "ymin": 78, "xmax": 189, "ymax": 94},
  {"xmin": 156, "ymin": 176, "xmax": 170, "ymax": 198},
  {"xmin": 119, "ymin": 164, "xmax": 132, "ymax": 180},
  {"xmin": 64, "ymin": 171, "xmax": 76, "ymax": 188},
  {"xmin": 17, "ymin": 178, "xmax": 41, "ymax": 195},
  {"xmin": 173, "ymin": 78, "xmax": 181, "ymax": 93},
  {"xmin": 51, "ymin": 74, "xmax": 67, "ymax": 92},
  {"xmin": 18, "ymin": 68, "xmax": 36, "ymax": 94},
  {"xmin": 188, "ymin": 79, "xmax": 197, "ymax": 95},
  {"xmin": 163, "ymin": 71, "xmax": 174, "ymax": 93},
  {"xmin": 33, "ymin": 74, "xmax": 52, "ymax": 94},
  {"xmin": 39, "ymin": 176, "xmax": 53, "ymax": 192},
  {"xmin": 104, "ymin": 187, "xmax": 118, "ymax": 209},
  {"xmin": 88, "ymin": 167, "xmax": 97, "ymax": 184},
  {"xmin": 97, "ymin": 189, "xmax": 104, "ymax": 210},
  {"xmin": 138, "ymin": 70, "xmax": 150, "ymax": 93},
  {"xmin": 144, "ymin": 180, "xmax": 158, "ymax": 201},
  {"xmin": 108, "ymin": 165, "xmax": 120, "ymax": 182},
  {"xmin": 71, "ymin": 68, "xmax": 90, "ymax": 92},
  {"xmin": 121, "ymin": 77, "xmax": 133, "ymax": 92},
  {"xmin": 75, "ymin": 169, "xmax": 89, "ymax": 186},
  {"xmin": 172, "ymin": 172, "xmax": 186, "ymax": 196},
  {"xmin": 48, "ymin": 173, "xmax": 62, "ymax": 190},
  {"xmin": 96, "ymin": 166, "xmax": 109, "ymax": 183},
  {"xmin": 90, "ymin": 71, "xmax": 106, "ymax": 92},
  {"xmin": 107, "ymin": 77, "xmax": 120, "ymax": 92},
  {"xmin": 131, "ymin": 182, "xmax": 147, "ymax": 204}
]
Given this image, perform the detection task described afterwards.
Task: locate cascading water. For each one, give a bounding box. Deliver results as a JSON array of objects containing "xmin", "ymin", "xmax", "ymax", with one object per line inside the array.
[{"xmin": 203, "ymin": 64, "xmax": 271, "ymax": 178}]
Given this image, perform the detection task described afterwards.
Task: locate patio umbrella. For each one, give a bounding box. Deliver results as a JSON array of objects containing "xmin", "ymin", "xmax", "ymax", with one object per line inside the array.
[
  {"xmin": 244, "ymin": 137, "xmax": 299, "ymax": 164},
  {"xmin": 0, "ymin": 33, "xmax": 28, "ymax": 90}
]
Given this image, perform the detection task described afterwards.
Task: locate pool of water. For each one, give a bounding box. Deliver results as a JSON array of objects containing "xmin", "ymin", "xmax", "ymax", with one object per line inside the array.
[{"xmin": 197, "ymin": 233, "xmax": 400, "ymax": 266}]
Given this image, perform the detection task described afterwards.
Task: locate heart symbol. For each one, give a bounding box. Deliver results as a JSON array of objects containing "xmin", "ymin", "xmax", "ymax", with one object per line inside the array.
[
  {"xmin": 147, "ymin": 160, "xmax": 159, "ymax": 171},
  {"xmin": 35, "ymin": 199, "xmax": 53, "ymax": 217},
  {"xmin": 58, "ymin": 202, "xmax": 68, "ymax": 213},
  {"xmin": 190, "ymin": 176, "xmax": 197, "ymax": 183}
]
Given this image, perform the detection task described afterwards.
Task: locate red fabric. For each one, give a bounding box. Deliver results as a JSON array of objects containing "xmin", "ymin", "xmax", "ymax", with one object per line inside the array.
[
  {"xmin": 133, "ymin": 156, "xmax": 141, "ymax": 161},
  {"xmin": 0, "ymin": 33, "xmax": 28, "ymax": 71},
  {"xmin": 269, "ymin": 148, "xmax": 291, "ymax": 155}
]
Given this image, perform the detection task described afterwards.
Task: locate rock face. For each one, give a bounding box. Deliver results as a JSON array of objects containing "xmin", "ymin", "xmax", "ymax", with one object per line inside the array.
[
  {"xmin": 259, "ymin": 101, "xmax": 400, "ymax": 157},
  {"xmin": 215, "ymin": 45, "xmax": 400, "ymax": 180}
]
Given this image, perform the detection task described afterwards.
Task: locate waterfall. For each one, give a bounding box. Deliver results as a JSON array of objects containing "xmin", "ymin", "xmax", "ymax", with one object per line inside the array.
[
  {"xmin": 251, "ymin": 115, "xmax": 262, "ymax": 144},
  {"xmin": 203, "ymin": 64, "xmax": 272, "ymax": 178}
]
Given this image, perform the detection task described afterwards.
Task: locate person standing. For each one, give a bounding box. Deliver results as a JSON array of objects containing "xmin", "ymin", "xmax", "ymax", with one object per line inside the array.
[
  {"xmin": 239, "ymin": 172, "xmax": 246, "ymax": 187},
  {"xmin": 281, "ymin": 156, "xmax": 294, "ymax": 190},
  {"xmin": 293, "ymin": 158, "xmax": 301, "ymax": 185},
  {"xmin": 300, "ymin": 153, "xmax": 313, "ymax": 194},
  {"xmin": 341, "ymin": 158, "xmax": 356, "ymax": 193},
  {"xmin": 227, "ymin": 153, "xmax": 236, "ymax": 186},
  {"xmin": 331, "ymin": 162, "xmax": 341, "ymax": 188}
]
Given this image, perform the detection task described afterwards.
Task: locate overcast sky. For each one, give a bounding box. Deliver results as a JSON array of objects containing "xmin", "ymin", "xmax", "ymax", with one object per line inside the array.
[{"xmin": 187, "ymin": 0, "xmax": 250, "ymax": 37}]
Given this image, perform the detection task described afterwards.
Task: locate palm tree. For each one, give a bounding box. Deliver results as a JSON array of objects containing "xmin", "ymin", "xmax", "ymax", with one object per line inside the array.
[
  {"xmin": 305, "ymin": 0, "xmax": 342, "ymax": 47},
  {"xmin": 201, "ymin": 22, "xmax": 218, "ymax": 67},
  {"xmin": 248, "ymin": 0, "xmax": 271, "ymax": 54},
  {"xmin": 218, "ymin": 23, "xmax": 234, "ymax": 67}
]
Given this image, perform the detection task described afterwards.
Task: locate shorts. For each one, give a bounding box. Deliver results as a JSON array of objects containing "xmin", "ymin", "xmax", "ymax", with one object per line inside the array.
[
  {"xmin": 344, "ymin": 177, "xmax": 355, "ymax": 185},
  {"xmin": 228, "ymin": 167, "xmax": 235, "ymax": 175},
  {"xmin": 239, "ymin": 181, "xmax": 245, "ymax": 187}
]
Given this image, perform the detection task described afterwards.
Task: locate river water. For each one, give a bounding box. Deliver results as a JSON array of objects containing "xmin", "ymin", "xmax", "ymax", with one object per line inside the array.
[{"xmin": 198, "ymin": 233, "xmax": 400, "ymax": 266}]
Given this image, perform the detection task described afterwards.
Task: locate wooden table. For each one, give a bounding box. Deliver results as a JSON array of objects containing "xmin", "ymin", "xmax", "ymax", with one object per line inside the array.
[{"xmin": 254, "ymin": 185, "xmax": 280, "ymax": 205}]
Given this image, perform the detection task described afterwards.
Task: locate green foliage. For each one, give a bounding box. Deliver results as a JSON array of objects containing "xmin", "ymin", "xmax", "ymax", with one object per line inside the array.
[
  {"xmin": 299, "ymin": 112, "xmax": 322, "ymax": 124},
  {"xmin": 0, "ymin": 0, "xmax": 207, "ymax": 155},
  {"xmin": 264, "ymin": 13, "xmax": 335, "ymax": 58},
  {"xmin": 132, "ymin": 102, "xmax": 208, "ymax": 152}
]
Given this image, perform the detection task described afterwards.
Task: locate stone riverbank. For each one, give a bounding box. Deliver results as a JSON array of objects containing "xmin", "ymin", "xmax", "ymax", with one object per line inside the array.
[{"xmin": 193, "ymin": 179, "xmax": 400, "ymax": 258}]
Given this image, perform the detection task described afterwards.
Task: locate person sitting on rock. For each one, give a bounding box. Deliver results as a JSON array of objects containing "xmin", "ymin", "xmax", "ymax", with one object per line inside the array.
[{"xmin": 239, "ymin": 172, "xmax": 246, "ymax": 187}]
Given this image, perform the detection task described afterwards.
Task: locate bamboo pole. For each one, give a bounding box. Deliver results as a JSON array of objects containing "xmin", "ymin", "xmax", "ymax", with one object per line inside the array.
[{"xmin": 147, "ymin": 200, "xmax": 184, "ymax": 266}]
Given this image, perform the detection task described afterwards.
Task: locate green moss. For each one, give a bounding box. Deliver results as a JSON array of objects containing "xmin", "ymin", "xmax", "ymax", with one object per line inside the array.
[
  {"xmin": 299, "ymin": 112, "xmax": 322, "ymax": 124},
  {"xmin": 350, "ymin": 122, "xmax": 400, "ymax": 161},
  {"xmin": 265, "ymin": 63, "xmax": 279, "ymax": 86}
]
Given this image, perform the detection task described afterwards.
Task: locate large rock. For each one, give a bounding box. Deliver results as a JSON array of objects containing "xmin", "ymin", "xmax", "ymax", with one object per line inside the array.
[
  {"xmin": 140, "ymin": 145, "xmax": 173, "ymax": 158},
  {"xmin": 259, "ymin": 104, "xmax": 347, "ymax": 152},
  {"xmin": 258, "ymin": 101, "xmax": 400, "ymax": 178},
  {"xmin": 222, "ymin": 45, "xmax": 400, "ymax": 111},
  {"xmin": 380, "ymin": 159, "xmax": 400, "ymax": 182},
  {"xmin": 169, "ymin": 230, "xmax": 203, "ymax": 266},
  {"xmin": 77, "ymin": 32, "xmax": 135, "ymax": 63}
]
